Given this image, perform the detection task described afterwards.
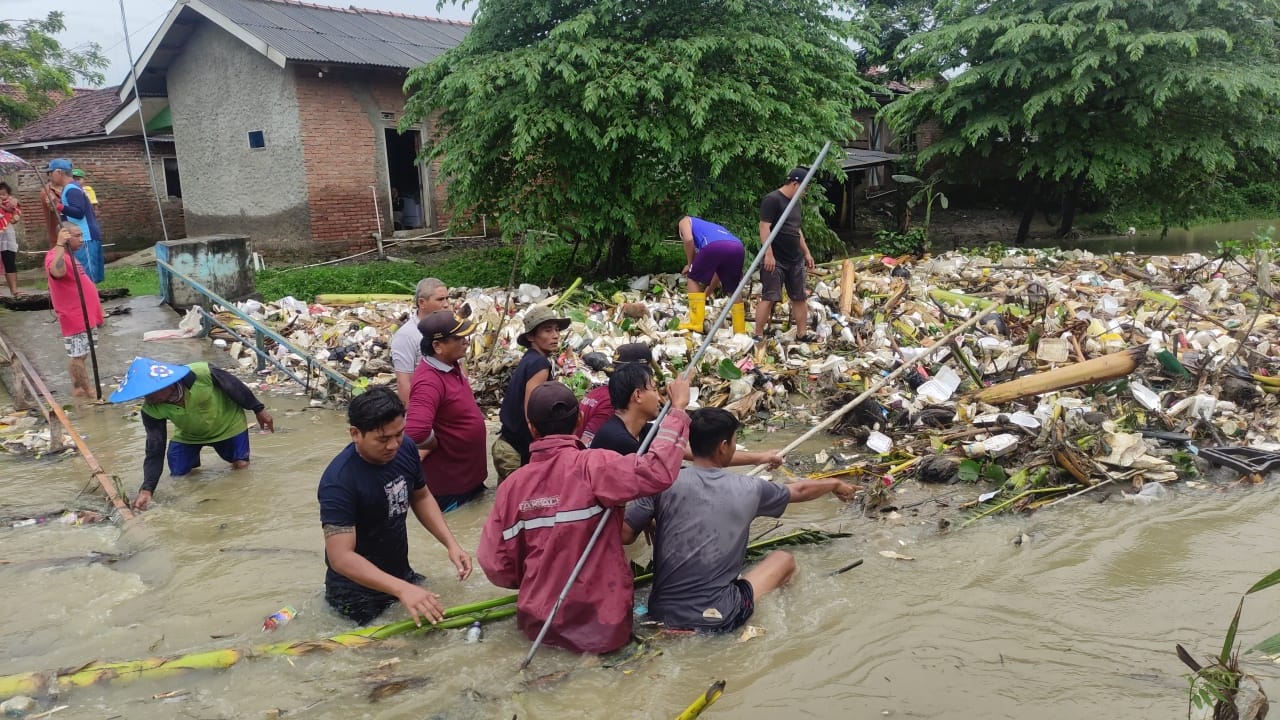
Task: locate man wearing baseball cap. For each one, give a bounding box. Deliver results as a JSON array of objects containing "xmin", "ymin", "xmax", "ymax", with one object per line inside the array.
[
  {"xmin": 478, "ymin": 376, "xmax": 690, "ymax": 655},
  {"xmin": 404, "ymin": 310, "xmax": 488, "ymax": 512},
  {"xmin": 754, "ymin": 167, "xmax": 816, "ymax": 342},
  {"xmin": 71, "ymin": 169, "xmax": 99, "ymax": 206},
  {"xmin": 109, "ymin": 357, "xmax": 275, "ymax": 510},
  {"xmin": 43, "ymin": 158, "xmax": 104, "ymax": 282}
]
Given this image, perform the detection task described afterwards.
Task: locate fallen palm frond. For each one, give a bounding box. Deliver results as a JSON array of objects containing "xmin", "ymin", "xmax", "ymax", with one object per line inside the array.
[
  {"xmin": 972, "ymin": 344, "xmax": 1147, "ymax": 404},
  {"xmin": 0, "ymin": 530, "xmax": 846, "ymax": 701}
]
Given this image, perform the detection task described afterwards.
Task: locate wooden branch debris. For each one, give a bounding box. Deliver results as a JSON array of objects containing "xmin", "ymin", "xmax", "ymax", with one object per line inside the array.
[
  {"xmin": 972, "ymin": 344, "xmax": 1147, "ymax": 405},
  {"xmin": 839, "ymin": 259, "xmax": 856, "ymax": 316}
]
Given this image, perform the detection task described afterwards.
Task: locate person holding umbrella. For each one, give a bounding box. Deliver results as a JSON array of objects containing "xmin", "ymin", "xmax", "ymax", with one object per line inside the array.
[
  {"xmin": 109, "ymin": 356, "xmax": 275, "ymax": 510},
  {"xmin": 45, "ymin": 222, "xmax": 102, "ymax": 398}
]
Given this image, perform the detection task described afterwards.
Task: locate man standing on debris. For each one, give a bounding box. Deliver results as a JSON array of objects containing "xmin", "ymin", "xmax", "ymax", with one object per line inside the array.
[
  {"xmin": 492, "ymin": 306, "xmax": 570, "ymax": 481},
  {"xmin": 678, "ymin": 215, "xmax": 747, "ymax": 334},
  {"xmin": 590, "ymin": 363, "xmax": 784, "ymax": 469},
  {"xmin": 45, "ymin": 223, "xmax": 102, "ymax": 399},
  {"xmin": 0, "ymin": 182, "xmax": 21, "ymax": 296},
  {"xmin": 622, "ymin": 408, "xmax": 853, "ymax": 633},
  {"xmin": 42, "ymin": 159, "xmax": 104, "ymax": 283},
  {"xmin": 108, "ymin": 356, "xmax": 275, "ymax": 510},
  {"xmin": 404, "ymin": 310, "xmax": 489, "ymax": 512},
  {"xmin": 753, "ymin": 167, "xmax": 816, "ymax": 342},
  {"xmin": 478, "ymin": 379, "xmax": 690, "ymax": 654},
  {"xmin": 391, "ymin": 277, "xmax": 451, "ymax": 405},
  {"xmin": 320, "ymin": 386, "xmax": 472, "ymax": 625}
]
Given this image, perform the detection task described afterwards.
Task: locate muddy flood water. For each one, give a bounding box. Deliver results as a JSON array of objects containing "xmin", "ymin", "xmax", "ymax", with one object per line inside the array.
[{"xmin": 2, "ymin": 296, "xmax": 1279, "ymax": 719}]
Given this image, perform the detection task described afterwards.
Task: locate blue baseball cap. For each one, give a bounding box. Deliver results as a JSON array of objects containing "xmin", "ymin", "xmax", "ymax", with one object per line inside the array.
[
  {"xmin": 109, "ymin": 357, "xmax": 191, "ymax": 403},
  {"xmin": 43, "ymin": 158, "xmax": 73, "ymax": 173}
]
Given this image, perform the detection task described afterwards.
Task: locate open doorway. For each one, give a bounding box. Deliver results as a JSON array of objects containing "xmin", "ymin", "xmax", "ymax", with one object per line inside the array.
[{"xmin": 384, "ymin": 127, "xmax": 426, "ymax": 231}]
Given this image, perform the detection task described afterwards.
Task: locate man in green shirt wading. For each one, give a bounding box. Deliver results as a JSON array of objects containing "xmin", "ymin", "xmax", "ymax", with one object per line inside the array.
[{"xmin": 110, "ymin": 357, "xmax": 275, "ymax": 510}]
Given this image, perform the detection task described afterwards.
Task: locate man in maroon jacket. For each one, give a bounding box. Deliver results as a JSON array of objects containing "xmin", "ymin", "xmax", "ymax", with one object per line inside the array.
[{"xmin": 478, "ymin": 377, "xmax": 690, "ymax": 655}]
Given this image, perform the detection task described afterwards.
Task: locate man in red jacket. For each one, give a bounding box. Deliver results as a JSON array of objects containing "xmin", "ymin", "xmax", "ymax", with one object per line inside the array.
[{"xmin": 478, "ymin": 377, "xmax": 690, "ymax": 655}]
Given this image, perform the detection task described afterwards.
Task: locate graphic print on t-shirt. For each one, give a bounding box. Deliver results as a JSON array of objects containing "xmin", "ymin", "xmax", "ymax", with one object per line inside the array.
[{"xmin": 384, "ymin": 475, "xmax": 409, "ymax": 518}]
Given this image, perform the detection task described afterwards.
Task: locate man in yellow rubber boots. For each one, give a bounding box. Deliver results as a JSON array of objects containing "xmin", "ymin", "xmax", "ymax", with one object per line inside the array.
[{"xmin": 677, "ymin": 215, "xmax": 747, "ymax": 334}]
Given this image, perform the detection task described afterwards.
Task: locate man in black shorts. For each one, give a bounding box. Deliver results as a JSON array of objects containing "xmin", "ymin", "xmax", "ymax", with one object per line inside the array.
[{"xmin": 754, "ymin": 167, "xmax": 816, "ymax": 342}]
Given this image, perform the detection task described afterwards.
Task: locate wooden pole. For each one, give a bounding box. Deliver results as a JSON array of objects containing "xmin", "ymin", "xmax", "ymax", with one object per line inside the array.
[
  {"xmin": 838, "ymin": 259, "xmax": 856, "ymax": 316},
  {"xmin": 746, "ymin": 298, "xmax": 998, "ymax": 475}
]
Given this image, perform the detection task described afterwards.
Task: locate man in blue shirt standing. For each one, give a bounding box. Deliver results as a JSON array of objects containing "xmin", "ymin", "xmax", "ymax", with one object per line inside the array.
[{"xmin": 43, "ymin": 159, "xmax": 104, "ymax": 283}]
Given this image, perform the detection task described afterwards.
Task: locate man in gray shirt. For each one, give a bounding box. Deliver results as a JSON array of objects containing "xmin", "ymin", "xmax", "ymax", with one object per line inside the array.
[
  {"xmin": 391, "ymin": 277, "xmax": 450, "ymax": 404},
  {"xmin": 623, "ymin": 408, "xmax": 853, "ymax": 632}
]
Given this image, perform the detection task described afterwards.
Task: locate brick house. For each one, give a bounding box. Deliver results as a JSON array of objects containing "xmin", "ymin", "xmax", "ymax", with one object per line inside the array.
[
  {"xmin": 104, "ymin": 0, "xmax": 470, "ymax": 256},
  {"xmin": 0, "ymin": 88, "xmax": 185, "ymax": 255}
]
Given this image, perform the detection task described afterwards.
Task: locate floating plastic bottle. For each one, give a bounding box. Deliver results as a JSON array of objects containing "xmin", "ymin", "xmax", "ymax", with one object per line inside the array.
[
  {"xmin": 464, "ymin": 621, "xmax": 483, "ymax": 643},
  {"xmin": 262, "ymin": 606, "xmax": 297, "ymax": 632}
]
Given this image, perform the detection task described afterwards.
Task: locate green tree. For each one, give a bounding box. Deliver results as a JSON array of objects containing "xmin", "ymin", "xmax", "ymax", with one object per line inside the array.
[
  {"xmin": 883, "ymin": 0, "xmax": 1280, "ymax": 242},
  {"xmin": 855, "ymin": 0, "xmax": 938, "ymax": 81},
  {"xmin": 402, "ymin": 0, "xmax": 875, "ymax": 274},
  {"xmin": 0, "ymin": 12, "xmax": 108, "ymax": 132}
]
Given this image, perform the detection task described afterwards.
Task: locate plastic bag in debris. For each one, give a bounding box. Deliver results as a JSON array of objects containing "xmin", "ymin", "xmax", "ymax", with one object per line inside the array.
[
  {"xmin": 143, "ymin": 306, "xmax": 205, "ymax": 341},
  {"xmin": 277, "ymin": 296, "xmax": 310, "ymax": 314},
  {"xmin": 1121, "ymin": 482, "xmax": 1167, "ymax": 505}
]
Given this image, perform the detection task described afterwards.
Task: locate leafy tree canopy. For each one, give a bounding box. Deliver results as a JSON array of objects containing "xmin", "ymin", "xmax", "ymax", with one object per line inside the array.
[
  {"xmin": 403, "ymin": 0, "xmax": 876, "ymax": 272},
  {"xmin": 883, "ymin": 0, "xmax": 1280, "ymax": 235},
  {"xmin": 855, "ymin": 0, "xmax": 938, "ymax": 81},
  {"xmin": 0, "ymin": 12, "xmax": 108, "ymax": 132}
]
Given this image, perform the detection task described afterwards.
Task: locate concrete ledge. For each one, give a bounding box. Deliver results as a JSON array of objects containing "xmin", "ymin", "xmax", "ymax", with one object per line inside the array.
[{"xmin": 157, "ymin": 235, "xmax": 255, "ymax": 310}]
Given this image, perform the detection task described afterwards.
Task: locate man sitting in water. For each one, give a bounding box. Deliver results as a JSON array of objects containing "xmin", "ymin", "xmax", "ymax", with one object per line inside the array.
[
  {"xmin": 590, "ymin": 362, "xmax": 783, "ymax": 469},
  {"xmin": 478, "ymin": 379, "xmax": 690, "ymax": 655},
  {"xmin": 319, "ymin": 386, "xmax": 472, "ymax": 625},
  {"xmin": 622, "ymin": 408, "xmax": 853, "ymax": 633}
]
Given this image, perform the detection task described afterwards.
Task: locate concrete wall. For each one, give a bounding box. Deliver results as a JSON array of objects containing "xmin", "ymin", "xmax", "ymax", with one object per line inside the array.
[
  {"xmin": 167, "ymin": 20, "xmax": 308, "ymax": 242},
  {"xmin": 157, "ymin": 234, "xmax": 255, "ymax": 309},
  {"xmin": 7, "ymin": 138, "xmax": 186, "ymax": 263}
]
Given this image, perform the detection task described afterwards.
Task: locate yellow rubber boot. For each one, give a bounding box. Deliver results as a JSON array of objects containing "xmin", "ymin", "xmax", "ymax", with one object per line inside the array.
[
  {"xmin": 679, "ymin": 292, "xmax": 706, "ymax": 332},
  {"xmin": 731, "ymin": 302, "xmax": 746, "ymax": 334}
]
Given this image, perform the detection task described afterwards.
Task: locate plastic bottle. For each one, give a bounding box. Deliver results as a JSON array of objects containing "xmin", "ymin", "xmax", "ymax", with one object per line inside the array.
[
  {"xmin": 464, "ymin": 621, "xmax": 483, "ymax": 643},
  {"xmin": 262, "ymin": 606, "xmax": 297, "ymax": 632}
]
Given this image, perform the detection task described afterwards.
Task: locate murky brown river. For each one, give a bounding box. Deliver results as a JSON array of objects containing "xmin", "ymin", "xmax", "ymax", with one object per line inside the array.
[{"xmin": 2, "ymin": 296, "xmax": 1279, "ymax": 719}]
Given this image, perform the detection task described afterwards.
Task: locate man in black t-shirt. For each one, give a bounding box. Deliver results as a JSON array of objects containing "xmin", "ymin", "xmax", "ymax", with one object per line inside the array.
[
  {"xmin": 318, "ymin": 386, "xmax": 472, "ymax": 625},
  {"xmin": 754, "ymin": 167, "xmax": 816, "ymax": 342},
  {"xmin": 592, "ymin": 364, "xmax": 784, "ymax": 469}
]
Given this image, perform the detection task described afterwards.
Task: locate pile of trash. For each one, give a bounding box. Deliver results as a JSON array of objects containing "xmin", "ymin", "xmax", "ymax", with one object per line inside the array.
[
  {"xmin": 192, "ymin": 247, "xmax": 1280, "ymax": 522},
  {"xmin": 0, "ymin": 409, "xmax": 72, "ymax": 458}
]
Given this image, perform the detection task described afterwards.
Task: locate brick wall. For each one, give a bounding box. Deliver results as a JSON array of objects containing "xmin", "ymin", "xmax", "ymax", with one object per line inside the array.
[
  {"xmin": 10, "ymin": 137, "xmax": 186, "ymax": 257},
  {"xmin": 293, "ymin": 66, "xmax": 458, "ymax": 251}
]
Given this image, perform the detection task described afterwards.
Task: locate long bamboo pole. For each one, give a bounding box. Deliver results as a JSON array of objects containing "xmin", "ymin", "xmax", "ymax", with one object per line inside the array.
[
  {"xmin": 746, "ymin": 296, "xmax": 999, "ymax": 475},
  {"xmin": 0, "ymin": 529, "xmax": 839, "ymax": 701},
  {"xmin": 520, "ymin": 143, "xmax": 835, "ymax": 670}
]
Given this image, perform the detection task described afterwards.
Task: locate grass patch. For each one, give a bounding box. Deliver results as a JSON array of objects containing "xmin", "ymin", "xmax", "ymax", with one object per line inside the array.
[
  {"xmin": 98, "ymin": 266, "xmax": 160, "ymax": 296},
  {"xmin": 253, "ymin": 242, "xmax": 689, "ymax": 302}
]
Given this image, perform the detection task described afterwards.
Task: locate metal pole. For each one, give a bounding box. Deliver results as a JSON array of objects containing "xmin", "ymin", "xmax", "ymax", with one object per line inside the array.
[
  {"xmin": 519, "ymin": 142, "xmax": 833, "ymax": 669},
  {"xmin": 66, "ymin": 251, "xmax": 102, "ymax": 399},
  {"xmin": 118, "ymin": 0, "xmax": 170, "ymax": 244}
]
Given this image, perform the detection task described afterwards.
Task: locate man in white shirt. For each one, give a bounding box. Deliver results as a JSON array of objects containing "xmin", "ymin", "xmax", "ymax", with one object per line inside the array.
[{"xmin": 390, "ymin": 277, "xmax": 449, "ymax": 404}]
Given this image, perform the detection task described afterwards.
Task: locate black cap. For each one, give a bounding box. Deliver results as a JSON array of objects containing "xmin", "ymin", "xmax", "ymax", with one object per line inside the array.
[
  {"xmin": 526, "ymin": 382, "xmax": 579, "ymax": 427},
  {"xmin": 786, "ymin": 167, "xmax": 808, "ymax": 184}
]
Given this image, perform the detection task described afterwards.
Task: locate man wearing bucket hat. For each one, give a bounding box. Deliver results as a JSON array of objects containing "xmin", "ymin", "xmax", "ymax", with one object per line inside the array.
[
  {"xmin": 404, "ymin": 310, "xmax": 489, "ymax": 512},
  {"xmin": 42, "ymin": 159, "xmax": 104, "ymax": 283},
  {"xmin": 576, "ymin": 342, "xmax": 653, "ymax": 444},
  {"xmin": 478, "ymin": 378, "xmax": 690, "ymax": 655},
  {"xmin": 492, "ymin": 305, "xmax": 570, "ymax": 481},
  {"xmin": 110, "ymin": 357, "xmax": 275, "ymax": 510}
]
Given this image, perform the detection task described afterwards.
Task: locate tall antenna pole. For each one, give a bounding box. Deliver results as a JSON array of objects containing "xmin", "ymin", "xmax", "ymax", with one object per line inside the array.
[{"xmin": 118, "ymin": 0, "xmax": 171, "ymax": 243}]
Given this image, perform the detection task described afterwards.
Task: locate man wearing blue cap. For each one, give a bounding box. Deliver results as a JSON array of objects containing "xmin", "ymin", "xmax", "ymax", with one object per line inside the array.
[
  {"xmin": 110, "ymin": 357, "xmax": 275, "ymax": 510},
  {"xmin": 43, "ymin": 158, "xmax": 104, "ymax": 283}
]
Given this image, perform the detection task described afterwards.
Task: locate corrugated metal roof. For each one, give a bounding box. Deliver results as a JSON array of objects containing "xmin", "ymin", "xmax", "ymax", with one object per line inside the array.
[{"xmin": 199, "ymin": 0, "xmax": 469, "ymax": 69}]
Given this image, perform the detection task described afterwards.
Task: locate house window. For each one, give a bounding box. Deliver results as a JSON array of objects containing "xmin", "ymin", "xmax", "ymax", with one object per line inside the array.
[
  {"xmin": 248, "ymin": 130, "xmax": 266, "ymax": 149},
  {"xmin": 163, "ymin": 157, "xmax": 182, "ymax": 198}
]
